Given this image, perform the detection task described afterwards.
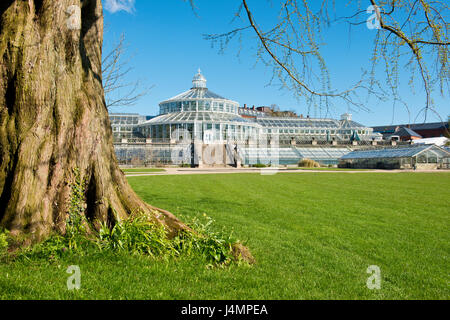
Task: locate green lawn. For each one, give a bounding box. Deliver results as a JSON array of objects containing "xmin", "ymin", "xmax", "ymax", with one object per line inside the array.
[
  {"xmin": 1, "ymin": 172, "xmax": 449, "ymax": 299},
  {"xmin": 121, "ymin": 168, "xmax": 166, "ymax": 173},
  {"xmin": 287, "ymin": 167, "xmax": 370, "ymax": 171}
]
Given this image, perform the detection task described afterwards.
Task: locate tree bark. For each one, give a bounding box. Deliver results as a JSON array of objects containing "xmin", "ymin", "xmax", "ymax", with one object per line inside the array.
[{"xmin": 0, "ymin": 0, "xmax": 187, "ymax": 241}]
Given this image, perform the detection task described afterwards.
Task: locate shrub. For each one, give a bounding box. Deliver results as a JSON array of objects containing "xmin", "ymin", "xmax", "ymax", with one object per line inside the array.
[
  {"xmin": 12, "ymin": 212, "xmax": 242, "ymax": 266},
  {"xmin": 98, "ymin": 213, "xmax": 175, "ymax": 257},
  {"xmin": 298, "ymin": 159, "xmax": 320, "ymax": 168},
  {"xmin": 250, "ymin": 163, "xmax": 268, "ymax": 168},
  {"xmin": 98, "ymin": 213, "xmax": 239, "ymax": 265},
  {"xmin": 174, "ymin": 215, "xmax": 237, "ymax": 265}
]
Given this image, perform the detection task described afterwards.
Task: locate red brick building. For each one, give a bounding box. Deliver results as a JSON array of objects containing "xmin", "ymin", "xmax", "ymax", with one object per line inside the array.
[{"xmin": 372, "ymin": 122, "xmax": 449, "ymax": 139}]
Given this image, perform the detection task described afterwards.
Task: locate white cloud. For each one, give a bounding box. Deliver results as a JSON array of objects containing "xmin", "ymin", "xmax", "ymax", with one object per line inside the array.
[{"xmin": 104, "ymin": 0, "xmax": 136, "ymax": 14}]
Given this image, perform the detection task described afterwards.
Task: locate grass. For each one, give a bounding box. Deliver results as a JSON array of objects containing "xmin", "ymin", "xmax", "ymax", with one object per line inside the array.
[
  {"xmin": 286, "ymin": 167, "xmax": 370, "ymax": 171},
  {"xmin": 121, "ymin": 168, "xmax": 166, "ymax": 173},
  {"xmin": 1, "ymin": 172, "xmax": 449, "ymax": 299}
]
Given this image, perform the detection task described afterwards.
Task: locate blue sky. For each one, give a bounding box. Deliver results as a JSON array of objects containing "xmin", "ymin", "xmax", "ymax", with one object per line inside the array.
[{"xmin": 103, "ymin": 0, "xmax": 449, "ymax": 126}]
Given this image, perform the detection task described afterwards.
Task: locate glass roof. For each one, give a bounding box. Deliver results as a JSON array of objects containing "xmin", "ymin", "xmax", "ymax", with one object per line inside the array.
[
  {"xmin": 161, "ymin": 70, "xmax": 235, "ymax": 103},
  {"xmin": 255, "ymin": 117, "xmax": 373, "ymax": 132},
  {"xmin": 340, "ymin": 119, "xmax": 367, "ymax": 129},
  {"xmin": 257, "ymin": 118, "xmax": 340, "ymax": 128},
  {"xmin": 164, "ymin": 88, "xmax": 227, "ymax": 101},
  {"xmin": 139, "ymin": 111, "xmax": 255, "ymax": 125},
  {"xmin": 341, "ymin": 145, "xmax": 450, "ymax": 160},
  {"xmin": 242, "ymin": 148, "xmax": 299, "ymax": 160},
  {"xmin": 242, "ymin": 147, "xmax": 350, "ymax": 160},
  {"xmin": 296, "ymin": 148, "xmax": 350, "ymax": 159}
]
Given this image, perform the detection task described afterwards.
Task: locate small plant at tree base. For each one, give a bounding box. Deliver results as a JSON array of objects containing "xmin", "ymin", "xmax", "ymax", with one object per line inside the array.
[
  {"xmin": 172, "ymin": 214, "xmax": 238, "ymax": 266},
  {"xmin": 97, "ymin": 212, "xmax": 176, "ymax": 258},
  {"xmin": 97, "ymin": 212, "xmax": 244, "ymax": 265},
  {"xmin": 10, "ymin": 210, "xmax": 248, "ymax": 266},
  {"xmin": 0, "ymin": 229, "xmax": 9, "ymax": 256},
  {"xmin": 66, "ymin": 168, "xmax": 88, "ymax": 250}
]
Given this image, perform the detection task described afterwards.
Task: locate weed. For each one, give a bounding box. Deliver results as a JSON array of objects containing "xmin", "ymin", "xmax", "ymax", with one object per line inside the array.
[
  {"xmin": 66, "ymin": 168, "xmax": 88, "ymax": 250},
  {"xmin": 0, "ymin": 229, "xmax": 9, "ymax": 255},
  {"xmin": 6, "ymin": 212, "xmax": 240, "ymax": 266}
]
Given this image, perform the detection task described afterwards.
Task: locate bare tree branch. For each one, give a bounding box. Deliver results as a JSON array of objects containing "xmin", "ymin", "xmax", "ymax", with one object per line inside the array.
[
  {"xmin": 102, "ymin": 34, "xmax": 152, "ymax": 108},
  {"xmin": 204, "ymin": 0, "xmax": 449, "ymax": 122}
]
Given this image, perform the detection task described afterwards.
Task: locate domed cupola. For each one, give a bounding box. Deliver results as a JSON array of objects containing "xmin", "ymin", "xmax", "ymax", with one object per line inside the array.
[
  {"xmin": 192, "ymin": 68, "xmax": 207, "ymax": 89},
  {"xmin": 158, "ymin": 68, "xmax": 242, "ymax": 115}
]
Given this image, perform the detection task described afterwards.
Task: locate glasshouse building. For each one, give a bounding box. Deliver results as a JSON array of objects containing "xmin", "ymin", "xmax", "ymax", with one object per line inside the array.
[
  {"xmin": 339, "ymin": 144, "xmax": 450, "ymax": 169},
  {"xmin": 136, "ymin": 70, "xmax": 261, "ymax": 143},
  {"xmin": 112, "ymin": 70, "xmax": 384, "ymax": 166},
  {"xmin": 135, "ymin": 70, "xmax": 381, "ymax": 144},
  {"xmin": 110, "ymin": 113, "xmax": 148, "ymax": 140}
]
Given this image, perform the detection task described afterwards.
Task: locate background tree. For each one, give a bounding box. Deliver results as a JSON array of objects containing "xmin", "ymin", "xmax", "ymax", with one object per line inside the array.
[
  {"xmin": 102, "ymin": 33, "xmax": 151, "ymax": 108},
  {"xmin": 205, "ymin": 0, "xmax": 449, "ymax": 121},
  {"xmin": 0, "ymin": 0, "xmax": 186, "ymax": 241}
]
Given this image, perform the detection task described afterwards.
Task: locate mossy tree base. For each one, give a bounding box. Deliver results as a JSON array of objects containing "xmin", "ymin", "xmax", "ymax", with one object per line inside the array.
[{"xmin": 0, "ymin": 0, "xmax": 253, "ymax": 264}]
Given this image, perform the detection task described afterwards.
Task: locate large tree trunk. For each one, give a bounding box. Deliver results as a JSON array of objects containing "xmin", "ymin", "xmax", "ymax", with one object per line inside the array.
[{"xmin": 0, "ymin": 0, "xmax": 187, "ymax": 241}]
